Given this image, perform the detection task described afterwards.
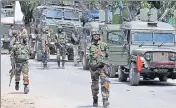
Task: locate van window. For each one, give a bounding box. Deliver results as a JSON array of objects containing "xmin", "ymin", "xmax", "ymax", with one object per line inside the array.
[{"xmin": 107, "ymin": 31, "xmax": 124, "ymax": 45}]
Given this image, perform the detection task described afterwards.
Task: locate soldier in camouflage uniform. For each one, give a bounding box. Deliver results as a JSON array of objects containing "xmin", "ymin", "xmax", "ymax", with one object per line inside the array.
[
  {"xmin": 9, "ymin": 30, "xmax": 20, "ymax": 52},
  {"xmin": 87, "ymin": 29, "xmax": 110, "ymax": 107},
  {"xmin": 10, "ymin": 36, "xmax": 31, "ymax": 94},
  {"xmin": 18, "ymin": 25, "xmax": 28, "ymax": 44},
  {"xmin": 55, "ymin": 26, "xmax": 68, "ymax": 68},
  {"xmin": 41, "ymin": 26, "xmax": 51, "ymax": 64}
]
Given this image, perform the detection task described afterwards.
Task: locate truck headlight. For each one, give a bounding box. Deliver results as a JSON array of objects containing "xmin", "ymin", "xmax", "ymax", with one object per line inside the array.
[
  {"xmin": 169, "ymin": 53, "xmax": 176, "ymax": 61},
  {"xmin": 144, "ymin": 53, "xmax": 151, "ymax": 61}
]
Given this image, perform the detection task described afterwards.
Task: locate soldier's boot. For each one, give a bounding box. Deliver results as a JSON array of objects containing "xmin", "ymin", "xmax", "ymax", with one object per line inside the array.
[
  {"xmin": 24, "ymin": 84, "xmax": 29, "ymax": 94},
  {"xmin": 93, "ymin": 96, "xmax": 98, "ymax": 107},
  {"xmin": 15, "ymin": 82, "xmax": 19, "ymax": 91},
  {"xmin": 103, "ymin": 98, "xmax": 109, "ymax": 108},
  {"xmin": 24, "ymin": 79, "xmax": 29, "ymax": 94},
  {"xmin": 62, "ymin": 60, "xmax": 65, "ymax": 69},
  {"xmin": 62, "ymin": 63, "xmax": 65, "ymax": 69}
]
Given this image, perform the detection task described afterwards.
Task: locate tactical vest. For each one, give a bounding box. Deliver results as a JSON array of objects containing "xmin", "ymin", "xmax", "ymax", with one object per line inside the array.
[
  {"xmin": 56, "ymin": 32, "xmax": 66, "ymax": 44},
  {"xmin": 15, "ymin": 44, "xmax": 29, "ymax": 61},
  {"xmin": 89, "ymin": 42, "xmax": 106, "ymax": 65}
]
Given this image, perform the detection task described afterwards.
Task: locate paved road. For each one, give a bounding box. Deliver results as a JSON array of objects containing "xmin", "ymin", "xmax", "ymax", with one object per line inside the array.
[{"xmin": 1, "ymin": 55, "xmax": 176, "ymax": 108}]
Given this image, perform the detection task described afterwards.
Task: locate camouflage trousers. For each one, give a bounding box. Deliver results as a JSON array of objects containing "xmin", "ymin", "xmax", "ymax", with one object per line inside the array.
[
  {"xmin": 73, "ymin": 45, "xmax": 79, "ymax": 65},
  {"xmin": 56, "ymin": 45, "xmax": 66, "ymax": 66},
  {"xmin": 15, "ymin": 62, "xmax": 29, "ymax": 85},
  {"xmin": 90, "ymin": 67, "xmax": 110, "ymax": 99}
]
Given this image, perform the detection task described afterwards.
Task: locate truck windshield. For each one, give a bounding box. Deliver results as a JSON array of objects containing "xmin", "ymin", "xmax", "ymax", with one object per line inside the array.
[
  {"xmin": 133, "ymin": 32, "xmax": 153, "ymax": 41},
  {"xmin": 133, "ymin": 32, "xmax": 175, "ymax": 43},
  {"xmin": 46, "ymin": 9, "xmax": 62, "ymax": 19},
  {"xmin": 64, "ymin": 9, "xmax": 79, "ymax": 21},
  {"xmin": 153, "ymin": 33, "xmax": 175, "ymax": 42}
]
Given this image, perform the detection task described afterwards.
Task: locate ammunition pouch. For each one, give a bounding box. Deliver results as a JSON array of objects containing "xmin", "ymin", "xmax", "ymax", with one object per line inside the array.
[{"xmin": 98, "ymin": 62, "xmax": 104, "ymax": 68}]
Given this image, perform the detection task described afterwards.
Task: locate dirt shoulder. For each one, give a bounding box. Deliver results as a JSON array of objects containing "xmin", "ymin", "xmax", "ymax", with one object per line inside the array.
[
  {"xmin": 1, "ymin": 88, "xmax": 36, "ymax": 108},
  {"xmin": 1, "ymin": 87, "xmax": 66, "ymax": 108}
]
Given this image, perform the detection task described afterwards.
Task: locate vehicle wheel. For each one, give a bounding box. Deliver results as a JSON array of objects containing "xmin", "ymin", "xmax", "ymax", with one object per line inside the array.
[
  {"xmin": 68, "ymin": 54, "xmax": 74, "ymax": 60},
  {"xmin": 118, "ymin": 66, "xmax": 128, "ymax": 82},
  {"xmin": 82, "ymin": 55, "xmax": 89, "ymax": 70},
  {"xmin": 37, "ymin": 51, "xmax": 42, "ymax": 61},
  {"xmin": 107, "ymin": 65, "xmax": 116, "ymax": 78},
  {"xmin": 159, "ymin": 76, "xmax": 167, "ymax": 82},
  {"xmin": 29, "ymin": 52, "xmax": 36, "ymax": 59},
  {"xmin": 129, "ymin": 62, "xmax": 140, "ymax": 86},
  {"xmin": 171, "ymin": 73, "xmax": 176, "ymax": 79}
]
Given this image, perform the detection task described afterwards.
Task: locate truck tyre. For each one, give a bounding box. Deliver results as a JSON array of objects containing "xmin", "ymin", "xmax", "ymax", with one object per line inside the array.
[
  {"xmin": 171, "ymin": 73, "xmax": 176, "ymax": 79},
  {"xmin": 129, "ymin": 63, "xmax": 140, "ymax": 86},
  {"xmin": 159, "ymin": 76, "xmax": 167, "ymax": 82},
  {"xmin": 68, "ymin": 53, "xmax": 74, "ymax": 60},
  {"xmin": 118, "ymin": 66, "xmax": 128, "ymax": 82},
  {"xmin": 106, "ymin": 65, "xmax": 116, "ymax": 78},
  {"xmin": 37, "ymin": 50, "xmax": 42, "ymax": 61},
  {"xmin": 82, "ymin": 55, "xmax": 89, "ymax": 70},
  {"xmin": 29, "ymin": 52, "xmax": 36, "ymax": 59}
]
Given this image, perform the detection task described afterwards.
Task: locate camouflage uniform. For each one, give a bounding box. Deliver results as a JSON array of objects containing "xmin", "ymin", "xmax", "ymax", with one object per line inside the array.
[
  {"xmin": 87, "ymin": 30, "xmax": 110, "ymax": 107},
  {"xmin": 55, "ymin": 26, "xmax": 68, "ymax": 68},
  {"xmin": 10, "ymin": 37, "xmax": 30, "ymax": 94},
  {"xmin": 41, "ymin": 26, "xmax": 51, "ymax": 62},
  {"xmin": 18, "ymin": 26, "xmax": 28, "ymax": 44},
  {"xmin": 9, "ymin": 30, "xmax": 20, "ymax": 52}
]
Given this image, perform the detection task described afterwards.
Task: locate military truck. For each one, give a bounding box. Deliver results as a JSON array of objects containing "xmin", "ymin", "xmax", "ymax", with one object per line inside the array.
[
  {"xmin": 33, "ymin": 5, "xmax": 82, "ymax": 60},
  {"xmin": 80, "ymin": 21, "xmax": 105, "ymax": 70},
  {"xmin": 99, "ymin": 24, "xmax": 124, "ymax": 78},
  {"xmin": 116, "ymin": 20, "xmax": 176, "ymax": 86}
]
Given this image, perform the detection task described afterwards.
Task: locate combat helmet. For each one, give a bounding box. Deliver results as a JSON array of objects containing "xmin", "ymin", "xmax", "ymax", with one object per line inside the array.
[
  {"xmin": 57, "ymin": 25, "xmax": 63, "ymax": 32},
  {"xmin": 91, "ymin": 29, "xmax": 100, "ymax": 36},
  {"xmin": 91, "ymin": 29, "xmax": 100, "ymax": 41}
]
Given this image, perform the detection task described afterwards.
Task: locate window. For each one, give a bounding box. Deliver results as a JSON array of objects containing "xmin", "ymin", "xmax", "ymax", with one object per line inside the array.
[
  {"xmin": 153, "ymin": 33, "xmax": 175, "ymax": 42},
  {"xmin": 46, "ymin": 9, "xmax": 62, "ymax": 19},
  {"xmin": 133, "ymin": 32, "xmax": 153, "ymax": 42},
  {"xmin": 107, "ymin": 31, "xmax": 124, "ymax": 45}
]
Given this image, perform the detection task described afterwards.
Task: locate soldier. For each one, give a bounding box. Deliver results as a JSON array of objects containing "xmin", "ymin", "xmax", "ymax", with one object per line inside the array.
[
  {"xmin": 10, "ymin": 36, "xmax": 31, "ymax": 94},
  {"xmin": 41, "ymin": 26, "xmax": 50, "ymax": 63},
  {"xmin": 9, "ymin": 30, "xmax": 20, "ymax": 52},
  {"xmin": 87, "ymin": 29, "xmax": 110, "ymax": 107},
  {"xmin": 71, "ymin": 30, "xmax": 80, "ymax": 66},
  {"xmin": 18, "ymin": 25, "xmax": 28, "ymax": 43},
  {"xmin": 55, "ymin": 25, "xmax": 68, "ymax": 68}
]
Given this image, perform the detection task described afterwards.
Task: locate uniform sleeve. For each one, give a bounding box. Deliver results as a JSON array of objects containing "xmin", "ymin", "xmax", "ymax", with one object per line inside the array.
[
  {"xmin": 55, "ymin": 34, "xmax": 58, "ymax": 42},
  {"xmin": 86, "ymin": 43, "xmax": 92, "ymax": 55},
  {"xmin": 64, "ymin": 32, "xmax": 68, "ymax": 42},
  {"xmin": 104, "ymin": 42, "xmax": 108, "ymax": 53}
]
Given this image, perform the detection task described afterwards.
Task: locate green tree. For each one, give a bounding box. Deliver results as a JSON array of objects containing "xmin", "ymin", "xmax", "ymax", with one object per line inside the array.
[{"xmin": 20, "ymin": 1, "xmax": 41, "ymax": 25}]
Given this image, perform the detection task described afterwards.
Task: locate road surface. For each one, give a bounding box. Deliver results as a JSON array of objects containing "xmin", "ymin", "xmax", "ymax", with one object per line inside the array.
[{"xmin": 1, "ymin": 55, "xmax": 176, "ymax": 108}]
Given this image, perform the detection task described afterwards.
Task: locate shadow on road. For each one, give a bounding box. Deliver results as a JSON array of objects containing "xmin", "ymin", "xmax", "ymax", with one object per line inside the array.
[
  {"xmin": 8, "ymin": 92, "xmax": 25, "ymax": 94},
  {"xmin": 77, "ymin": 105, "xmax": 103, "ymax": 108},
  {"xmin": 109, "ymin": 78, "xmax": 176, "ymax": 86},
  {"xmin": 138, "ymin": 80, "xmax": 176, "ymax": 87}
]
